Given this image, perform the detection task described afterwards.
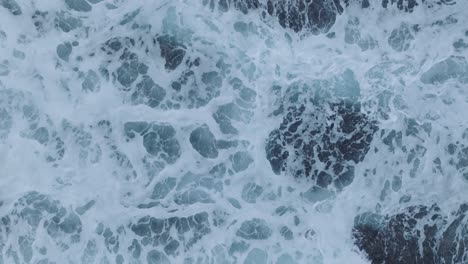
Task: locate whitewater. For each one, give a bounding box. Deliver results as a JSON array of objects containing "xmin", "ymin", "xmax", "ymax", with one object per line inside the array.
[{"xmin": 1, "ymin": 0, "xmax": 468, "ymax": 263}]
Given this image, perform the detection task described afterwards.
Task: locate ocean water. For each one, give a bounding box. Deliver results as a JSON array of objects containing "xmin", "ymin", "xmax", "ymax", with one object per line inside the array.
[{"xmin": 1, "ymin": 0, "xmax": 468, "ymax": 263}]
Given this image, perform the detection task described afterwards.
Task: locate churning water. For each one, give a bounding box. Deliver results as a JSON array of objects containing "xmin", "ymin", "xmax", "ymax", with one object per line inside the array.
[{"xmin": 1, "ymin": 0, "xmax": 468, "ymax": 263}]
